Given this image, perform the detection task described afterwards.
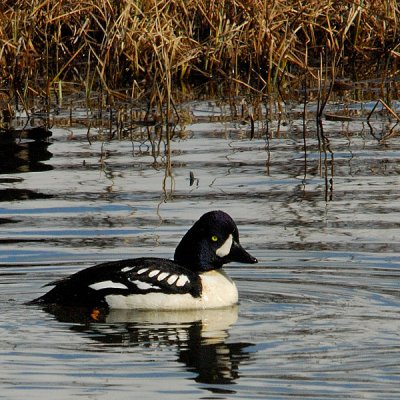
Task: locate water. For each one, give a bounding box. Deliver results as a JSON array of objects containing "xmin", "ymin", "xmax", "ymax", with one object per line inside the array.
[{"xmin": 1, "ymin": 99, "xmax": 400, "ymax": 399}]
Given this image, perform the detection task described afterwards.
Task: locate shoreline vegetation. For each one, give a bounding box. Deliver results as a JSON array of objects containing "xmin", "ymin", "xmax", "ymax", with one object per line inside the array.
[{"xmin": 0, "ymin": 1, "xmax": 399, "ymax": 108}]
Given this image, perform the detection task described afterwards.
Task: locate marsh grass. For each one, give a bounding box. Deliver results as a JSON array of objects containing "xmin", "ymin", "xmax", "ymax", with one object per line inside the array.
[{"xmin": 0, "ymin": 0, "xmax": 399, "ymax": 112}]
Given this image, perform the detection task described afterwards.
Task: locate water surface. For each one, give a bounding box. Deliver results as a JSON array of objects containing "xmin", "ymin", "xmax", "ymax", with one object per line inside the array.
[{"xmin": 1, "ymin": 99, "xmax": 400, "ymax": 399}]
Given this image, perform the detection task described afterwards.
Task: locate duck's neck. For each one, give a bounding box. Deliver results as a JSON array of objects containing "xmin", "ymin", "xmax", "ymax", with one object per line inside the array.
[{"xmin": 174, "ymin": 237, "xmax": 222, "ymax": 272}]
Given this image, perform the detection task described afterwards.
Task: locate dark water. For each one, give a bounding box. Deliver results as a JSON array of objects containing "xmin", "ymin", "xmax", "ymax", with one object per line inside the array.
[{"xmin": 1, "ymin": 99, "xmax": 400, "ymax": 399}]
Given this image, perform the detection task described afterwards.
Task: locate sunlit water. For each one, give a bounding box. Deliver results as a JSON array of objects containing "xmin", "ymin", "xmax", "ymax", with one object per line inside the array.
[{"xmin": 1, "ymin": 99, "xmax": 400, "ymax": 399}]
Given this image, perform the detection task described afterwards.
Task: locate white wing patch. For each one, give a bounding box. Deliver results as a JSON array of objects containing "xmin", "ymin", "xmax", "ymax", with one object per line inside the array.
[
  {"xmin": 167, "ymin": 274, "xmax": 178, "ymax": 285},
  {"xmin": 137, "ymin": 268, "xmax": 149, "ymax": 275},
  {"xmin": 216, "ymin": 234, "xmax": 233, "ymax": 257},
  {"xmin": 108, "ymin": 265, "xmax": 192, "ymax": 293},
  {"xmin": 157, "ymin": 272, "xmax": 169, "ymax": 281},
  {"xmin": 86, "ymin": 264, "xmax": 193, "ymax": 298},
  {"xmin": 89, "ymin": 281, "xmax": 128, "ymax": 291},
  {"xmin": 121, "ymin": 266, "xmax": 134, "ymax": 273},
  {"xmin": 131, "ymin": 280, "xmax": 161, "ymax": 291},
  {"xmin": 148, "ymin": 269, "xmax": 160, "ymax": 278},
  {"xmin": 176, "ymin": 275, "xmax": 190, "ymax": 287}
]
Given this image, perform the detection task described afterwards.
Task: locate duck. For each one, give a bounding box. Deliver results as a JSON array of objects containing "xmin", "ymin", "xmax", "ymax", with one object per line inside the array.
[{"xmin": 30, "ymin": 210, "xmax": 257, "ymax": 310}]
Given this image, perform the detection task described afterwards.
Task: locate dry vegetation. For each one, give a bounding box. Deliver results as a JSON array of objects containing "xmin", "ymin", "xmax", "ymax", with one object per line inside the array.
[{"xmin": 0, "ymin": 0, "xmax": 399, "ymax": 109}]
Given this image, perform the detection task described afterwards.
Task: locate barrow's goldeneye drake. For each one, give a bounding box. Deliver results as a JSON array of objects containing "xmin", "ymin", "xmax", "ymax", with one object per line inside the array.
[{"xmin": 30, "ymin": 210, "xmax": 257, "ymax": 310}]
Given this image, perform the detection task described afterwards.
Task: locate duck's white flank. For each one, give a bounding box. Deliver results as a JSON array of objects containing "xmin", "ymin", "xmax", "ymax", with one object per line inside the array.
[{"xmin": 104, "ymin": 270, "xmax": 238, "ymax": 310}]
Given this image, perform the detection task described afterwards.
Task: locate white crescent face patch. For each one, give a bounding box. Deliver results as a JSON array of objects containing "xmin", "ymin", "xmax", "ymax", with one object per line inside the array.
[{"xmin": 216, "ymin": 234, "xmax": 233, "ymax": 257}]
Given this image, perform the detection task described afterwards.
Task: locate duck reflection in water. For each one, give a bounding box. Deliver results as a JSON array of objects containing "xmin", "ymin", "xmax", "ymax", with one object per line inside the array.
[{"xmin": 43, "ymin": 305, "xmax": 254, "ymax": 385}]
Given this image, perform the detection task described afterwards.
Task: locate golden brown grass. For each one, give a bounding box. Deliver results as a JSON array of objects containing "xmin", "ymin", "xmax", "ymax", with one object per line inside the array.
[{"xmin": 0, "ymin": 0, "xmax": 399, "ymax": 110}]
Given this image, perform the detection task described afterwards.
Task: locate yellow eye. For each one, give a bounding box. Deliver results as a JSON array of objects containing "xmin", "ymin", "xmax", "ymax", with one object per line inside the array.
[{"xmin": 211, "ymin": 235, "xmax": 218, "ymax": 242}]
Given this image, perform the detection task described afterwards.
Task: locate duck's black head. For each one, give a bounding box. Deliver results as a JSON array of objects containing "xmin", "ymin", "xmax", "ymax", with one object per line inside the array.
[{"xmin": 174, "ymin": 210, "xmax": 257, "ymax": 272}]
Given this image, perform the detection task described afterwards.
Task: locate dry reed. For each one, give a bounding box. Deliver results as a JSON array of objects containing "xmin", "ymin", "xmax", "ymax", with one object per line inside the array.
[{"xmin": 0, "ymin": 0, "xmax": 399, "ymax": 110}]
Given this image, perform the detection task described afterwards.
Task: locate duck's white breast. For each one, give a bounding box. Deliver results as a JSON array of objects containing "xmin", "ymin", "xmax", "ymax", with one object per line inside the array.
[
  {"xmin": 198, "ymin": 269, "xmax": 238, "ymax": 308},
  {"xmin": 104, "ymin": 270, "xmax": 238, "ymax": 310}
]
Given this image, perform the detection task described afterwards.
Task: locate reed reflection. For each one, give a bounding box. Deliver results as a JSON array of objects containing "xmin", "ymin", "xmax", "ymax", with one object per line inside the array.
[{"xmin": 0, "ymin": 127, "xmax": 53, "ymax": 174}]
